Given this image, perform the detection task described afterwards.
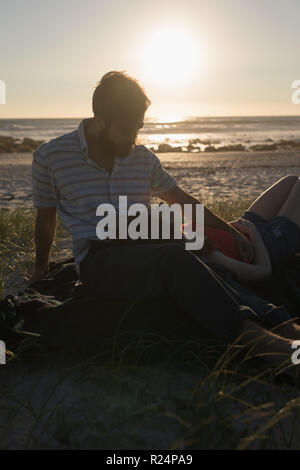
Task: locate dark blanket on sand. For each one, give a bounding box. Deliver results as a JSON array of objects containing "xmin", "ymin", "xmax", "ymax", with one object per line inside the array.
[{"xmin": 1, "ymin": 255, "xmax": 300, "ymax": 356}]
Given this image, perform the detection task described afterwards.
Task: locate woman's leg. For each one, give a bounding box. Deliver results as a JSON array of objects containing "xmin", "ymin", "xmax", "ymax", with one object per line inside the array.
[
  {"xmin": 246, "ymin": 174, "xmax": 299, "ymax": 220},
  {"xmin": 277, "ymin": 178, "xmax": 300, "ymax": 229}
]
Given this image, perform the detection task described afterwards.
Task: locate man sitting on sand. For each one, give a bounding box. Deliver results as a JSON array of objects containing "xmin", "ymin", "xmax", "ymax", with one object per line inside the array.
[{"xmin": 29, "ymin": 70, "xmax": 300, "ymax": 369}]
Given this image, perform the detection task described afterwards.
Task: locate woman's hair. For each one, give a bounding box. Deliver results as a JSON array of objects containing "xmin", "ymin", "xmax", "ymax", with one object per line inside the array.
[
  {"xmin": 182, "ymin": 235, "xmax": 215, "ymax": 256},
  {"xmin": 92, "ymin": 71, "xmax": 151, "ymax": 123}
]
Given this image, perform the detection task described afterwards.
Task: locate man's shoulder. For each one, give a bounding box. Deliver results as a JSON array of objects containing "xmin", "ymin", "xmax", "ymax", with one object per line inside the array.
[
  {"xmin": 33, "ymin": 129, "xmax": 80, "ymax": 160},
  {"xmin": 132, "ymin": 145, "xmax": 160, "ymax": 164}
]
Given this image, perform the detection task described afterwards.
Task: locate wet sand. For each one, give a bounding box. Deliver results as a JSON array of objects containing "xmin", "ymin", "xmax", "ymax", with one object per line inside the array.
[{"xmin": 0, "ymin": 150, "xmax": 300, "ymax": 209}]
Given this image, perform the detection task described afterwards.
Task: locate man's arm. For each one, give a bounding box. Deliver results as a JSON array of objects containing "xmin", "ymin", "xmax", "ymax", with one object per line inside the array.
[
  {"xmin": 156, "ymin": 184, "xmax": 255, "ymax": 262},
  {"xmin": 28, "ymin": 207, "xmax": 57, "ymax": 284}
]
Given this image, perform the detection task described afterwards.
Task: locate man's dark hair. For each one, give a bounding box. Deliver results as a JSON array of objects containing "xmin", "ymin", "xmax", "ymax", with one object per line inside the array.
[{"xmin": 92, "ymin": 71, "xmax": 151, "ymax": 123}]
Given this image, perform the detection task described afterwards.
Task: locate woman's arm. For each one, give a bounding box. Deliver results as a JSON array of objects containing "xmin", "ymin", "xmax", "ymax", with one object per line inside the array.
[
  {"xmin": 200, "ymin": 219, "xmax": 272, "ymax": 282},
  {"xmin": 201, "ymin": 250, "xmax": 271, "ymax": 282}
]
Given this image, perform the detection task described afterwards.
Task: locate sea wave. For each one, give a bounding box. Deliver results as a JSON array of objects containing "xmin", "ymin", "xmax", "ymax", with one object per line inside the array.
[{"xmin": 1, "ymin": 134, "xmax": 300, "ymax": 154}]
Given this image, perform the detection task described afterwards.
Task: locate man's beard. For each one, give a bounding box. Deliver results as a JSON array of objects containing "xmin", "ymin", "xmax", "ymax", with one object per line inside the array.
[{"xmin": 99, "ymin": 129, "xmax": 135, "ymax": 158}]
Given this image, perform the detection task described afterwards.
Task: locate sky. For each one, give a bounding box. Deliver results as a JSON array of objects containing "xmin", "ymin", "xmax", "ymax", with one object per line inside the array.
[{"xmin": 0, "ymin": 0, "xmax": 300, "ymax": 119}]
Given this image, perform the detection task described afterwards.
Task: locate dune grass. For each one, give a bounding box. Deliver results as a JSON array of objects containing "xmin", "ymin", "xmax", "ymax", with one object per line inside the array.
[
  {"xmin": 1, "ymin": 199, "xmax": 300, "ymax": 450},
  {"xmin": 0, "ymin": 207, "xmax": 69, "ymax": 296}
]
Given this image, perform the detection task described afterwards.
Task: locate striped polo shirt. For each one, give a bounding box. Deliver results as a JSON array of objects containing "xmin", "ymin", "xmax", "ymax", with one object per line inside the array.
[{"xmin": 31, "ymin": 119, "xmax": 177, "ymax": 275}]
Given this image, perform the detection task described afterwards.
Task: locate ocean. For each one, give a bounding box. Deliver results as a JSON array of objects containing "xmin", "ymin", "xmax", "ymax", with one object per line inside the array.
[
  {"xmin": 1, "ymin": 116, "xmax": 300, "ymax": 152},
  {"xmin": 1, "ymin": 116, "xmax": 300, "ymax": 209}
]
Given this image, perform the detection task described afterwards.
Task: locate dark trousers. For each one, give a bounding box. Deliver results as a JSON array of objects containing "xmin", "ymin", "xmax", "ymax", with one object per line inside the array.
[{"xmin": 79, "ymin": 241, "xmax": 267, "ymax": 343}]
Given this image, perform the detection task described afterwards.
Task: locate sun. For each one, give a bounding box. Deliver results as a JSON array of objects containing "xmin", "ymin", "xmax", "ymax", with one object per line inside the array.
[{"xmin": 140, "ymin": 28, "xmax": 200, "ymax": 88}]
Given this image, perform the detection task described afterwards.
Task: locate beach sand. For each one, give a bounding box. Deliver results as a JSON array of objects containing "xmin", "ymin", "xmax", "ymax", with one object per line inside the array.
[
  {"xmin": 1, "ymin": 150, "xmax": 300, "ymax": 209},
  {"xmin": 159, "ymin": 150, "xmax": 300, "ymax": 201}
]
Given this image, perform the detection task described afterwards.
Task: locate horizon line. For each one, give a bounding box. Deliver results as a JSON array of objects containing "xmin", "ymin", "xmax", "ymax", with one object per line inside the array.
[{"xmin": 1, "ymin": 114, "xmax": 300, "ymax": 120}]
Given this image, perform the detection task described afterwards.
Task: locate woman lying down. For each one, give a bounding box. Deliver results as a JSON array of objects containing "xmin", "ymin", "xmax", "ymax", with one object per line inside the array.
[{"xmin": 188, "ymin": 175, "xmax": 300, "ymax": 282}]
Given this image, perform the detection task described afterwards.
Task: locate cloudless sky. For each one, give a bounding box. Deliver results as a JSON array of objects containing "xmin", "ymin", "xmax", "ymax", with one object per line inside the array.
[{"xmin": 0, "ymin": 0, "xmax": 300, "ymax": 118}]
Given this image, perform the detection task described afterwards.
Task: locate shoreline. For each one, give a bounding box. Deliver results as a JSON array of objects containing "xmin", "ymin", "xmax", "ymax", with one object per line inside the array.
[{"xmin": 1, "ymin": 135, "xmax": 300, "ymax": 154}]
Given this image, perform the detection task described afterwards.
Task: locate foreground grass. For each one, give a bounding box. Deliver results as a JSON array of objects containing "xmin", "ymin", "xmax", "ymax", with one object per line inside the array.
[
  {"xmin": 1, "ymin": 200, "xmax": 300, "ymax": 450},
  {"xmin": 0, "ymin": 207, "xmax": 70, "ymax": 297}
]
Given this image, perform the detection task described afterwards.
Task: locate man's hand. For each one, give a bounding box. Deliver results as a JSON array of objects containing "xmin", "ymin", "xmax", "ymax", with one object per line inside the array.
[
  {"xmin": 231, "ymin": 218, "xmax": 258, "ymax": 237},
  {"xmin": 232, "ymin": 229, "xmax": 255, "ymax": 263},
  {"xmin": 229, "ymin": 218, "xmax": 243, "ymax": 230},
  {"xmin": 27, "ymin": 264, "xmax": 50, "ymax": 285},
  {"xmin": 229, "ymin": 218, "xmax": 256, "ymax": 262}
]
